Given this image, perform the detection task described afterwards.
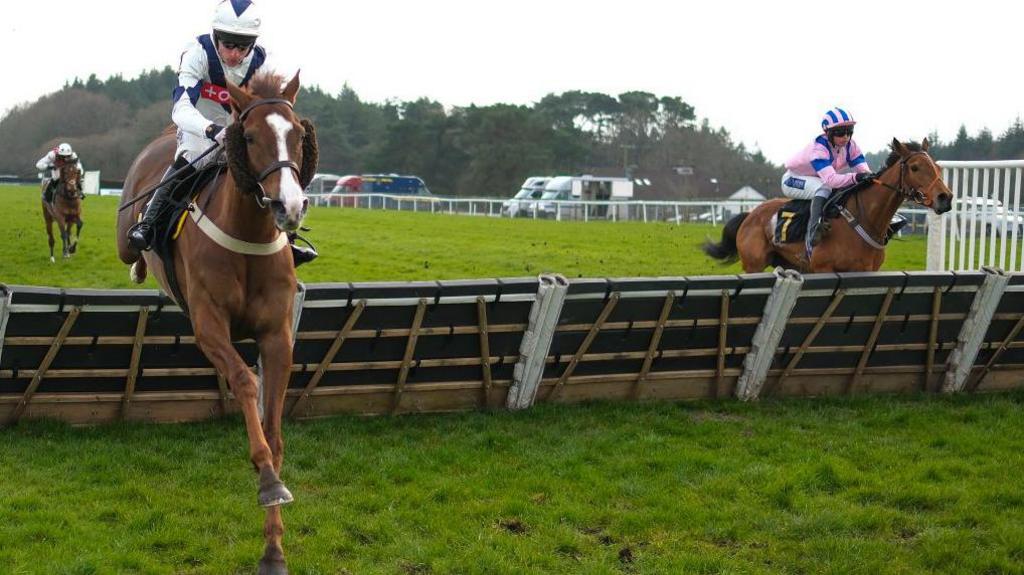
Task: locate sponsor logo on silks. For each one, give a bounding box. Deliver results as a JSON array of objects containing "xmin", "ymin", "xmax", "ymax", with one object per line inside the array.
[
  {"xmin": 200, "ymin": 82, "xmax": 231, "ymax": 105},
  {"xmin": 785, "ymin": 177, "xmax": 806, "ymax": 190}
]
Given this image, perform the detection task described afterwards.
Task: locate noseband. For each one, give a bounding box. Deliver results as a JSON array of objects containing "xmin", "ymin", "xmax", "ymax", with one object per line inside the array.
[{"xmin": 237, "ymin": 97, "xmax": 302, "ymax": 209}]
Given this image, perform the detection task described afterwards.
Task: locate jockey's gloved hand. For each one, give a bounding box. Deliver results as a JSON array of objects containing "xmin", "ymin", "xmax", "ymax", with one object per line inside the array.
[
  {"xmin": 205, "ymin": 124, "xmax": 226, "ymax": 146},
  {"xmin": 855, "ymin": 172, "xmax": 876, "ymax": 184}
]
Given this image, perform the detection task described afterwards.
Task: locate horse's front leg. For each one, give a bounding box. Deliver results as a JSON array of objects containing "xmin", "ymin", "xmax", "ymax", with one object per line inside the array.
[
  {"xmin": 256, "ymin": 327, "xmax": 295, "ymax": 573},
  {"xmin": 60, "ymin": 220, "xmax": 71, "ymax": 259},
  {"xmin": 69, "ymin": 218, "xmax": 83, "ymax": 255},
  {"xmin": 191, "ymin": 311, "xmax": 293, "ymax": 508}
]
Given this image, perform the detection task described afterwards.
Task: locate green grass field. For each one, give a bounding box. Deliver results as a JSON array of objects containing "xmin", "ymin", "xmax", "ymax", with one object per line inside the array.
[
  {"xmin": 0, "ymin": 184, "xmax": 927, "ymax": 288},
  {"xmin": 4, "ymin": 184, "xmax": 1022, "ymax": 574}
]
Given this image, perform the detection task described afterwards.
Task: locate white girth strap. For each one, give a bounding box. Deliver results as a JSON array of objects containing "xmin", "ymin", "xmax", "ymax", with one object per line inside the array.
[{"xmin": 188, "ymin": 202, "xmax": 288, "ymax": 256}]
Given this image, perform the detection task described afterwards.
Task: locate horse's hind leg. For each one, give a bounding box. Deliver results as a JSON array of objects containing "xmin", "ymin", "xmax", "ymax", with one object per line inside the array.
[
  {"xmin": 43, "ymin": 207, "xmax": 55, "ymax": 263},
  {"xmin": 737, "ymin": 219, "xmax": 773, "ymax": 273}
]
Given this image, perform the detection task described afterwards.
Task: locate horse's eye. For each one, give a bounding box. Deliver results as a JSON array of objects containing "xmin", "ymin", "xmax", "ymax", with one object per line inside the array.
[
  {"xmin": 910, "ymin": 165, "xmax": 919, "ymax": 172},
  {"xmin": 244, "ymin": 133, "xmax": 255, "ymax": 145}
]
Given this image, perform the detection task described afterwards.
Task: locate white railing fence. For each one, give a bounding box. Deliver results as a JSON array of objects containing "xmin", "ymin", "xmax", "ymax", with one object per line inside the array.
[
  {"xmin": 309, "ymin": 193, "xmax": 779, "ymax": 226},
  {"xmin": 927, "ymin": 160, "xmax": 1024, "ymax": 272}
]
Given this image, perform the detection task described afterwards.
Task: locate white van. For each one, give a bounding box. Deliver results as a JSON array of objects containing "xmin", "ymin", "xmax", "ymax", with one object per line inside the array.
[{"xmin": 503, "ymin": 177, "xmax": 549, "ymax": 217}]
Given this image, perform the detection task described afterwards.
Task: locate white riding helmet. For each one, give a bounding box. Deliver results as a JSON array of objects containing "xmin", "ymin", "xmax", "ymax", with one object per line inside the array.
[
  {"xmin": 212, "ymin": 0, "xmax": 261, "ymax": 39},
  {"xmin": 57, "ymin": 143, "xmax": 73, "ymax": 157}
]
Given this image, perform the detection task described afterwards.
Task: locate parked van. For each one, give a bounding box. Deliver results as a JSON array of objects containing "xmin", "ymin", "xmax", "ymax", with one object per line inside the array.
[{"xmin": 502, "ymin": 177, "xmax": 549, "ymax": 217}]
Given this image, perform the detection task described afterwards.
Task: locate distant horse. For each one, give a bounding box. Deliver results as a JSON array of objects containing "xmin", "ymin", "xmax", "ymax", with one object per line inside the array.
[
  {"xmin": 116, "ymin": 71, "xmax": 317, "ymax": 574},
  {"xmin": 42, "ymin": 163, "xmax": 84, "ymax": 262},
  {"xmin": 703, "ymin": 138, "xmax": 953, "ymax": 272}
]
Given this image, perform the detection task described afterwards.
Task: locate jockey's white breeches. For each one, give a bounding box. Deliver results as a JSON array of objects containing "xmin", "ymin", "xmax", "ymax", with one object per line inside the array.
[{"xmin": 780, "ymin": 171, "xmax": 832, "ymax": 200}]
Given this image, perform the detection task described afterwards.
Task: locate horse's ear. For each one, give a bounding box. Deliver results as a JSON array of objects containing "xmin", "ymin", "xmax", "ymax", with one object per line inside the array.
[
  {"xmin": 282, "ymin": 71, "xmax": 301, "ymax": 105},
  {"xmin": 891, "ymin": 138, "xmax": 910, "ymax": 157},
  {"xmin": 922, "ymin": 137, "xmax": 931, "ymax": 152},
  {"xmin": 226, "ymin": 82, "xmax": 253, "ymax": 115}
]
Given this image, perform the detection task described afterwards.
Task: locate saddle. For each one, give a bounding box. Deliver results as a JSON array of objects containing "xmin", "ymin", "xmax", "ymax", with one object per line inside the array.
[
  {"xmin": 773, "ymin": 185, "xmax": 908, "ymax": 245},
  {"xmin": 149, "ymin": 160, "xmax": 227, "ymax": 311}
]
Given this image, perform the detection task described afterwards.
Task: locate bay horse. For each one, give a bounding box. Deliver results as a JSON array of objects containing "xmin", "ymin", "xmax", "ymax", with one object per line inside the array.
[
  {"xmin": 116, "ymin": 71, "xmax": 317, "ymax": 574},
  {"xmin": 703, "ymin": 138, "xmax": 953, "ymax": 273},
  {"xmin": 42, "ymin": 163, "xmax": 84, "ymax": 262}
]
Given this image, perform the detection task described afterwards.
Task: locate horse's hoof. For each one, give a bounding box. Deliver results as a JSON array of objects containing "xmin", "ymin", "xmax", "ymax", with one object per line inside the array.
[
  {"xmin": 69, "ymin": 244, "xmax": 77, "ymax": 254},
  {"xmin": 49, "ymin": 256, "xmax": 55, "ymax": 263},
  {"xmin": 258, "ymin": 466, "xmax": 294, "ymax": 507},
  {"xmin": 257, "ymin": 558, "xmax": 288, "ymax": 575}
]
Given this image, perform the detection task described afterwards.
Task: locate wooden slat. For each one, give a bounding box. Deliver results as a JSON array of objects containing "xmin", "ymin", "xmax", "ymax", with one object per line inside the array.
[
  {"xmin": 476, "ymin": 296, "xmax": 493, "ymax": 408},
  {"xmin": 924, "ymin": 287, "xmax": 942, "ymax": 392},
  {"xmin": 549, "ymin": 293, "xmax": 620, "ymax": 401},
  {"xmin": 8, "ymin": 307, "xmax": 80, "ymax": 425},
  {"xmin": 713, "ymin": 290, "xmax": 729, "ymax": 398},
  {"xmin": 290, "ymin": 300, "xmax": 366, "ymax": 418},
  {"xmin": 769, "ymin": 289, "xmax": 846, "ymax": 397},
  {"xmin": 392, "ymin": 299, "xmax": 428, "ymax": 414},
  {"xmin": 632, "ymin": 292, "xmax": 675, "ymax": 400},
  {"xmin": 847, "ymin": 288, "xmax": 895, "ymax": 394},
  {"xmin": 121, "ymin": 307, "xmax": 149, "ymax": 418},
  {"xmin": 968, "ymin": 313, "xmax": 1024, "ymax": 392}
]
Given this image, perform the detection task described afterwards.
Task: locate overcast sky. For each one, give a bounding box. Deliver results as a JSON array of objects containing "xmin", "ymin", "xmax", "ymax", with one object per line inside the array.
[{"xmin": 2, "ymin": 1, "xmax": 1019, "ymax": 165}]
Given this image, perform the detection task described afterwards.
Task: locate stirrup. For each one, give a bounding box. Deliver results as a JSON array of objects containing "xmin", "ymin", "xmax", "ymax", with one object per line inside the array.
[{"xmin": 289, "ymin": 232, "xmax": 318, "ymax": 266}]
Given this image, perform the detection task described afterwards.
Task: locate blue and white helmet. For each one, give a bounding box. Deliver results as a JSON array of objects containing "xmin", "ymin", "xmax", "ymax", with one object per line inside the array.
[
  {"xmin": 821, "ymin": 107, "xmax": 856, "ymax": 132},
  {"xmin": 212, "ymin": 0, "xmax": 261, "ymax": 40}
]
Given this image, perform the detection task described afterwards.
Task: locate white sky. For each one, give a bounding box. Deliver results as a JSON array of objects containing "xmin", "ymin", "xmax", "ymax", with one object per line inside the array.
[{"xmin": 2, "ymin": 0, "xmax": 1020, "ymax": 165}]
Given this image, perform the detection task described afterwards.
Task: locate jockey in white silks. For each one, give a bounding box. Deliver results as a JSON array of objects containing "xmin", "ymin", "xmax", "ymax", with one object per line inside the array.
[
  {"xmin": 37, "ymin": 142, "xmax": 85, "ymax": 202},
  {"xmin": 779, "ymin": 107, "xmax": 876, "ymax": 260},
  {"xmin": 127, "ymin": 0, "xmax": 316, "ymax": 265}
]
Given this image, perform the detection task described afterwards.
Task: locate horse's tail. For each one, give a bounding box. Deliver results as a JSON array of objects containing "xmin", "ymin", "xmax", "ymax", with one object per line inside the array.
[{"xmin": 702, "ymin": 213, "xmax": 749, "ymax": 263}]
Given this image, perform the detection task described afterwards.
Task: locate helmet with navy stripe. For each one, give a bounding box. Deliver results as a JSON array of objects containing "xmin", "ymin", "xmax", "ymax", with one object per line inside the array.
[
  {"xmin": 821, "ymin": 107, "xmax": 855, "ymax": 132},
  {"xmin": 57, "ymin": 143, "xmax": 73, "ymax": 157},
  {"xmin": 212, "ymin": 0, "xmax": 261, "ymax": 42}
]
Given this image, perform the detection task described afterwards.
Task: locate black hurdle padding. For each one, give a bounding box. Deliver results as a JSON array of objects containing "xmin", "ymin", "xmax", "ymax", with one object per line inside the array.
[{"xmin": 295, "ymin": 278, "xmax": 537, "ymax": 388}]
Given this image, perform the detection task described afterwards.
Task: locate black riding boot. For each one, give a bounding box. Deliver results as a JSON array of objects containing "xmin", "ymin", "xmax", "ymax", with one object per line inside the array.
[
  {"xmin": 43, "ymin": 180, "xmax": 56, "ymax": 204},
  {"xmin": 127, "ymin": 156, "xmax": 194, "ymax": 251},
  {"xmin": 805, "ymin": 194, "xmax": 828, "ymax": 260},
  {"xmin": 288, "ymin": 232, "xmax": 318, "ymax": 267}
]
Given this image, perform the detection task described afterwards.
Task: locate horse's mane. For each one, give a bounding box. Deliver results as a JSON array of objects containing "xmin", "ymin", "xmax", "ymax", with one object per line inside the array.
[
  {"xmin": 246, "ymin": 72, "xmax": 286, "ymax": 98},
  {"xmin": 883, "ymin": 141, "xmax": 924, "ymax": 170}
]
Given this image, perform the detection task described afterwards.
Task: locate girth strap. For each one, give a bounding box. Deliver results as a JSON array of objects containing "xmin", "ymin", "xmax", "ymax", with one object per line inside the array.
[{"xmin": 837, "ymin": 207, "xmax": 887, "ymax": 250}]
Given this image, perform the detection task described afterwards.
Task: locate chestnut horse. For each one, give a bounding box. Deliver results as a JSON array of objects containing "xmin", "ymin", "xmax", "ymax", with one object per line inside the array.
[
  {"xmin": 42, "ymin": 163, "xmax": 84, "ymax": 262},
  {"xmin": 704, "ymin": 138, "xmax": 953, "ymax": 273},
  {"xmin": 116, "ymin": 71, "xmax": 317, "ymax": 574}
]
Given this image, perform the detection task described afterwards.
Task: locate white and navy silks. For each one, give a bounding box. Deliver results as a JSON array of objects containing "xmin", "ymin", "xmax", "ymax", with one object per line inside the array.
[
  {"xmin": 36, "ymin": 150, "xmax": 84, "ymax": 181},
  {"xmin": 171, "ymin": 33, "xmax": 266, "ymax": 168},
  {"xmin": 780, "ymin": 134, "xmax": 870, "ymax": 201}
]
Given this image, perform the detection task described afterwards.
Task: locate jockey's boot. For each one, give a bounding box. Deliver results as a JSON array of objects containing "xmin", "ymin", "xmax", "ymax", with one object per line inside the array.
[
  {"xmin": 288, "ymin": 232, "xmax": 318, "ymax": 267},
  {"xmin": 127, "ymin": 156, "xmax": 194, "ymax": 252},
  {"xmin": 805, "ymin": 194, "xmax": 828, "ymax": 261},
  {"xmin": 42, "ymin": 180, "xmax": 55, "ymax": 204}
]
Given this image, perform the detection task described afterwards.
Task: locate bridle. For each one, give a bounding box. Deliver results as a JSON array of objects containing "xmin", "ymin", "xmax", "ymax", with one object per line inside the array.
[
  {"xmin": 236, "ymin": 97, "xmax": 302, "ymax": 209},
  {"xmin": 57, "ymin": 166, "xmax": 80, "ymax": 200},
  {"xmin": 875, "ymin": 151, "xmax": 943, "ymax": 207}
]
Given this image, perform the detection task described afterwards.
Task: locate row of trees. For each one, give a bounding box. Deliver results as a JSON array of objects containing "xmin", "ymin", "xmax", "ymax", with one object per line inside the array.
[
  {"xmin": 0, "ymin": 67, "xmax": 782, "ymax": 198},
  {"xmin": 865, "ymin": 121, "xmax": 1024, "ymax": 168}
]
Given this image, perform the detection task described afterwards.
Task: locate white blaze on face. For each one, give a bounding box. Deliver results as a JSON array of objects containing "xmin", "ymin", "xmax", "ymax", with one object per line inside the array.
[{"xmin": 265, "ymin": 112, "xmax": 306, "ymax": 220}]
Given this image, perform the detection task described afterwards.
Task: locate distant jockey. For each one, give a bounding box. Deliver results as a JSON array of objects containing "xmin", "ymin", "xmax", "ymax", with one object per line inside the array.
[{"xmin": 36, "ymin": 142, "xmax": 84, "ymax": 203}]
